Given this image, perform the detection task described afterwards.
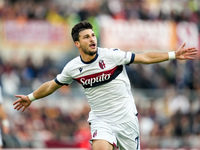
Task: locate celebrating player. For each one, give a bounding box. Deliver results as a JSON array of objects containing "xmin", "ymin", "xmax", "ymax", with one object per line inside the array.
[{"xmin": 13, "ymin": 20, "xmax": 198, "ymax": 150}]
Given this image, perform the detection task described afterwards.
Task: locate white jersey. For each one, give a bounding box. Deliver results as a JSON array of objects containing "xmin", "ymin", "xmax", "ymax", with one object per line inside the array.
[{"xmin": 55, "ymin": 47, "xmax": 138, "ymax": 125}]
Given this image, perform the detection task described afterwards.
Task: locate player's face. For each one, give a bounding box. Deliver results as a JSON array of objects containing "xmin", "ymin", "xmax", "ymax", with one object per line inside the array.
[{"xmin": 76, "ymin": 29, "xmax": 97, "ymax": 56}]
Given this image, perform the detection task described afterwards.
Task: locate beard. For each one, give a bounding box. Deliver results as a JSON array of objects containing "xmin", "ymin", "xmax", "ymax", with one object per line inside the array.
[
  {"xmin": 86, "ymin": 50, "xmax": 97, "ymax": 56},
  {"xmin": 82, "ymin": 47, "xmax": 97, "ymax": 56}
]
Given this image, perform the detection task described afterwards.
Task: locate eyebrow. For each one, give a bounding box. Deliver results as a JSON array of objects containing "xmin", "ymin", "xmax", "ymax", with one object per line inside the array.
[
  {"xmin": 83, "ymin": 33, "xmax": 95, "ymax": 37},
  {"xmin": 83, "ymin": 34, "xmax": 89, "ymax": 38}
]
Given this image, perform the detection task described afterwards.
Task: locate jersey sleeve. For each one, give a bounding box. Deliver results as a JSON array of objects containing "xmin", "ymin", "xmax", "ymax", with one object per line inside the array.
[
  {"xmin": 55, "ymin": 65, "xmax": 73, "ymax": 86},
  {"xmin": 111, "ymin": 48, "xmax": 135, "ymax": 66}
]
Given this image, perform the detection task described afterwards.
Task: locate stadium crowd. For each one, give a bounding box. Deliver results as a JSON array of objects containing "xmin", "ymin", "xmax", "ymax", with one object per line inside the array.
[
  {"xmin": 0, "ymin": 0, "xmax": 200, "ymax": 149},
  {"xmin": 0, "ymin": 0, "xmax": 200, "ymax": 26}
]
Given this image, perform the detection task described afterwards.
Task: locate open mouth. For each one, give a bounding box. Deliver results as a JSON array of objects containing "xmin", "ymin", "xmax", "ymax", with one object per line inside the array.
[{"xmin": 90, "ymin": 43, "xmax": 96, "ymax": 48}]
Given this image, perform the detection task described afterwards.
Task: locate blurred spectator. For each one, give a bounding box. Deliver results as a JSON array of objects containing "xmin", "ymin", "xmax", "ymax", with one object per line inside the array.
[
  {"xmin": 1, "ymin": 62, "xmax": 20, "ymax": 96},
  {"xmin": 0, "ymin": 86, "xmax": 10, "ymax": 148},
  {"xmin": 168, "ymin": 90, "xmax": 190, "ymax": 115}
]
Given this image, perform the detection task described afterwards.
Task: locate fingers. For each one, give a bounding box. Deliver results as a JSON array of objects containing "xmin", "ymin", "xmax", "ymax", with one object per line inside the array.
[
  {"xmin": 183, "ymin": 46, "xmax": 198, "ymax": 57},
  {"xmin": 188, "ymin": 53, "xmax": 198, "ymax": 58},
  {"xmin": 14, "ymin": 103, "xmax": 22, "ymax": 109},
  {"xmin": 185, "ymin": 56, "xmax": 196, "ymax": 60},
  {"xmin": 13, "ymin": 95, "xmax": 22, "ymax": 105},
  {"xmin": 15, "ymin": 94, "xmax": 22, "ymax": 98},
  {"xmin": 180, "ymin": 42, "xmax": 186, "ymax": 49},
  {"xmin": 186, "ymin": 48, "xmax": 198, "ymax": 56},
  {"xmin": 188, "ymin": 47, "xmax": 197, "ymax": 50},
  {"xmin": 187, "ymin": 47, "xmax": 198, "ymax": 53},
  {"xmin": 187, "ymin": 48, "xmax": 198, "ymax": 54},
  {"xmin": 22, "ymin": 107, "xmax": 27, "ymax": 112},
  {"xmin": 13, "ymin": 99, "xmax": 21, "ymax": 105},
  {"xmin": 188, "ymin": 50, "xmax": 198, "ymax": 54},
  {"xmin": 16, "ymin": 104, "xmax": 23, "ymax": 111},
  {"xmin": 179, "ymin": 42, "xmax": 198, "ymax": 54},
  {"xmin": 14, "ymin": 102, "xmax": 27, "ymax": 112},
  {"xmin": 184, "ymin": 51, "xmax": 198, "ymax": 59}
]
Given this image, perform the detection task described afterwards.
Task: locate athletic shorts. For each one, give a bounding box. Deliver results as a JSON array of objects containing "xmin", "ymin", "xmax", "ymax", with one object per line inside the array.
[{"xmin": 89, "ymin": 114, "xmax": 140, "ymax": 150}]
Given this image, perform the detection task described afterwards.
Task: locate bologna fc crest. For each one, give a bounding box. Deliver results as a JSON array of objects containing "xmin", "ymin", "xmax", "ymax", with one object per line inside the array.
[{"xmin": 99, "ymin": 60, "xmax": 106, "ymax": 69}]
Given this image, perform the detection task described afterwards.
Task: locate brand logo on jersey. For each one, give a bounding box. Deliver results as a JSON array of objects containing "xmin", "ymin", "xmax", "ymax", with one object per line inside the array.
[
  {"xmin": 93, "ymin": 130, "xmax": 97, "ymax": 138},
  {"xmin": 99, "ymin": 60, "xmax": 106, "ymax": 69},
  {"xmin": 79, "ymin": 67, "xmax": 83, "ymax": 73},
  {"xmin": 80, "ymin": 73, "xmax": 111, "ymax": 87}
]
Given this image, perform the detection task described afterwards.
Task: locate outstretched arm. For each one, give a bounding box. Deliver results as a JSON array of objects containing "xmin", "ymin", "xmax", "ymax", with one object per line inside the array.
[
  {"xmin": 133, "ymin": 42, "xmax": 198, "ymax": 64},
  {"xmin": 13, "ymin": 79, "xmax": 62, "ymax": 112}
]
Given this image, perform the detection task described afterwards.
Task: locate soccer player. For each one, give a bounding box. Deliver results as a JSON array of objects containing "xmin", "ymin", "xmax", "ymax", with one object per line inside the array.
[
  {"xmin": 0, "ymin": 86, "xmax": 10, "ymax": 149},
  {"xmin": 13, "ymin": 20, "xmax": 198, "ymax": 150}
]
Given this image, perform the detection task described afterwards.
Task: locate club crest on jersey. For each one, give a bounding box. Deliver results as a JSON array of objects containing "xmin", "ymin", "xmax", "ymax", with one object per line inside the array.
[{"xmin": 99, "ymin": 60, "xmax": 106, "ymax": 69}]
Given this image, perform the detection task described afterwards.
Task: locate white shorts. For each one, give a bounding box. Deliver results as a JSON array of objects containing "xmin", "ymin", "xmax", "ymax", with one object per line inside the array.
[{"xmin": 89, "ymin": 114, "xmax": 140, "ymax": 150}]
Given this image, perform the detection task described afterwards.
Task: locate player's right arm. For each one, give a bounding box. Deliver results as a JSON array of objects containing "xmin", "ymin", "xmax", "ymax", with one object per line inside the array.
[{"xmin": 13, "ymin": 80, "xmax": 62, "ymax": 112}]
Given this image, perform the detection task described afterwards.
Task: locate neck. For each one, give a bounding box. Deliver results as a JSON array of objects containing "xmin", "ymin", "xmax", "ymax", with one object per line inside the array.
[{"xmin": 79, "ymin": 48, "xmax": 97, "ymax": 62}]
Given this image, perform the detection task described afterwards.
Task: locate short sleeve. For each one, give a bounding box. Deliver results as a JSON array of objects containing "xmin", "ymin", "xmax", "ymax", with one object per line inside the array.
[
  {"xmin": 55, "ymin": 65, "xmax": 73, "ymax": 86},
  {"xmin": 110, "ymin": 48, "xmax": 135, "ymax": 65}
]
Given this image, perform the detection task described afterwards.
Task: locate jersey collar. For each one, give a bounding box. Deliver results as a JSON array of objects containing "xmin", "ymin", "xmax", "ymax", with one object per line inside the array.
[{"xmin": 80, "ymin": 48, "xmax": 99, "ymax": 64}]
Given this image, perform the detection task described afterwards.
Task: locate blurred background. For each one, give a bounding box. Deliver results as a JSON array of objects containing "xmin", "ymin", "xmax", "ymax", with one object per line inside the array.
[{"xmin": 0, "ymin": 0, "xmax": 200, "ymax": 149}]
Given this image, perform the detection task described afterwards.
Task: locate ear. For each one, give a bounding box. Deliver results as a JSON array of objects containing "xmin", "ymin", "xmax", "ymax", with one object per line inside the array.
[{"xmin": 75, "ymin": 41, "xmax": 80, "ymax": 48}]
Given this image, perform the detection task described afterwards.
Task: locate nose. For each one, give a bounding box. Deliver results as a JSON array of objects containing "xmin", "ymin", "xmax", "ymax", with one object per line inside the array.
[
  {"xmin": 90, "ymin": 36, "xmax": 96, "ymax": 42},
  {"xmin": 90, "ymin": 37, "xmax": 94, "ymax": 42}
]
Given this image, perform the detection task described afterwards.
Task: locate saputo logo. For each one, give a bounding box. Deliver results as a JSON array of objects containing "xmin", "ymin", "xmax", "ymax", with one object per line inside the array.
[
  {"xmin": 75, "ymin": 66, "xmax": 122, "ymax": 88},
  {"xmin": 80, "ymin": 73, "xmax": 111, "ymax": 86}
]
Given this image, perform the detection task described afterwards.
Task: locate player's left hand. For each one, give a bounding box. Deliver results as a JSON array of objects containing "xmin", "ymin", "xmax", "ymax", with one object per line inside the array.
[{"xmin": 175, "ymin": 42, "xmax": 198, "ymax": 60}]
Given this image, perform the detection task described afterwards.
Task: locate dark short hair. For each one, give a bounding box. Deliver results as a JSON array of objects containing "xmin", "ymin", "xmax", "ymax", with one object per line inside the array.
[{"xmin": 71, "ymin": 20, "xmax": 93, "ymax": 42}]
